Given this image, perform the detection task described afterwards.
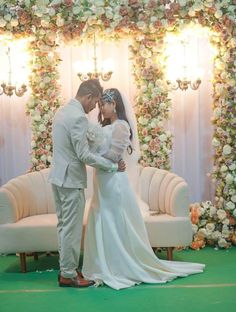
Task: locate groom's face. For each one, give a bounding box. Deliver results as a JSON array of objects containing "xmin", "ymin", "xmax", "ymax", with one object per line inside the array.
[{"xmin": 84, "ymin": 94, "xmax": 101, "ymax": 113}]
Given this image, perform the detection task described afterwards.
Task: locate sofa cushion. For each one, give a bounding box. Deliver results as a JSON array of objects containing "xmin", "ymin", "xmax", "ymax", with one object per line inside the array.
[{"xmin": 143, "ymin": 213, "xmax": 193, "ymax": 247}]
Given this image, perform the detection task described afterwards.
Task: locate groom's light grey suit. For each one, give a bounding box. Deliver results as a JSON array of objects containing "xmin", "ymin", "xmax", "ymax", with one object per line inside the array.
[{"xmin": 49, "ymin": 98, "xmax": 116, "ymax": 279}]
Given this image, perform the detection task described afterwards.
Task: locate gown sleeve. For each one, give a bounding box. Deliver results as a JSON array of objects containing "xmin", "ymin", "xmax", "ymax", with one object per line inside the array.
[{"xmin": 102, "ymin": 120, "xmax": 131, "ymax": 163}]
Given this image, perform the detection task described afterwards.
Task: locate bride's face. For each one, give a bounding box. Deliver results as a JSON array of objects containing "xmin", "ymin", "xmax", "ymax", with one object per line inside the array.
[{"xmin": 100, "ymin": 101, "xmax": 116, "ymax": 119}]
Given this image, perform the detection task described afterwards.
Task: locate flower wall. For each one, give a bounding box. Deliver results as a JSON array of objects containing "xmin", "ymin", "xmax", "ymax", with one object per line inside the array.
[{"xmin": 0, "ymin": 0, "xmax": 235, "ymax": 248}]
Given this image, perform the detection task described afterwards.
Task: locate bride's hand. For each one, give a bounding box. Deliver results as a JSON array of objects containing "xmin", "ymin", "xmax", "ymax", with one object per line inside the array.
[{"xmin": 117, "ymin": 159, "xmax": 126, "ymax": 172}]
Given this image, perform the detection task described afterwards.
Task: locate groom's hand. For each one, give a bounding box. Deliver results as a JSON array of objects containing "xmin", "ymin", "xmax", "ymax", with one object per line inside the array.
[{"xmin": 117, "ymin": 159, "xmax": 126, "ymax": 172}]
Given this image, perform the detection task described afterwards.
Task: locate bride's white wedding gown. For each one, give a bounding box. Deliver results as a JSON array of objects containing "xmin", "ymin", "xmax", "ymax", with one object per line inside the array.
[{"xmin": 82, "ymin": 120, "xmax": 205, "ymax": 290}]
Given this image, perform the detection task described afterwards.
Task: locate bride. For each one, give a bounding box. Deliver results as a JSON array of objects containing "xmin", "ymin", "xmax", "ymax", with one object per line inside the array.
[{"xmin": 82, "ymin": 88, "xmax": 205, "ymax": 290}]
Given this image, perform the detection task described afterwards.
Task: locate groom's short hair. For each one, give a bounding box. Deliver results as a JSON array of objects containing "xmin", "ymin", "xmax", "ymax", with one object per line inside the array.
[{"xmin": 76, "ymin": 79, "xmax": 103, "ymax": 98}]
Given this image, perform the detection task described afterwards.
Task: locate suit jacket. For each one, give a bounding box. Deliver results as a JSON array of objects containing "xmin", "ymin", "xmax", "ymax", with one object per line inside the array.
[{"xmin": 48, "ymin": 99, "xmax": 116, "ymax": 188}]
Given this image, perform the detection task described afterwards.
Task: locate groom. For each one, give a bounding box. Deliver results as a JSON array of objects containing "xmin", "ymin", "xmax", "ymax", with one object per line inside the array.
[{"xmin": 49, "ymin": 79, "xmax": 125, "ymax": 288}]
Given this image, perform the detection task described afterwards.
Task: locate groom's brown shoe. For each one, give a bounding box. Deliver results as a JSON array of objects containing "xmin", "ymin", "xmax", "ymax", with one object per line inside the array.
[
  {"xmin": 59, "ymin": 275, "xmax": 94, "ymax": 288},
  {"xmin": 58, "ymin": 270, "xmax": 83, "ymax": 282}
]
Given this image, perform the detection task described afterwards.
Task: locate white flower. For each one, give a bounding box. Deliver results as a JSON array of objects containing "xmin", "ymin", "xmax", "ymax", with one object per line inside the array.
[
  {"xmin": 140, "ymin": 49, "xmax": 152, "ymax": 58},
  {"xmin": 72, "ymin": 6, "xmax": 81, "ymax": 15},
  {"xmin": 217, "ymin": 209, "xmax": 227, "ymax": 220},
  {"xmin": 199, "ymin": 206, "xmax": 207, "ymax": 216},
  {"xmin": 198, "ymin": 228, "xmax": 207, "ymax": 237},
  {"xmin": 142, "ymin": 144, "xmax": 149, "ymax": 151},
  {"xmin": 229, "ymin": 163, "xmax": 236, "ymax": 171},
  {"xmin": 223, "ymin": 144, "xmax": 232, "ymax": 155},
  {"xmin": 56, "ymin": 16, "xmax": 64, "ymax": 27},
  {"xmin": 192, "ymin": 224, "xmax": 198, "ymax": 234},
  {"xmin": 222, "ymin": 218, "xmax": 230, "ymax": 225},
  {"xmin": 218, "ymin": 238, "xmax": 228, "ymax": 248},
  {"xmin": 212, "ymin": 231, "xmax": 221, "ymax": 240},
  {"xmin": 159, "ymin": 134, "xmax": 167, "ymax": 142},
  {"xmin": 31, "ymin": 141, "xmax": 36, "ymax": 148},
  {"xmin": 40, "ymin": 155, "xmax": 47, "ymax": 162},
  {"xmin": 213, "ymin": 107, "xmax": 221, "ymax": 118},
  {"xmin": 4, "ymin": 14, "xmax": 12, "ymax": 22},
  {"xmin": 206, "ymin": 223, "xmax": 215, "ymax": 232},
  {"xmin": 138, "ymin": 117, "xmax": 148, "ymax": 126},
  {"xmin": 137, "ymin": 21, "xmax": 146, "ymax": 30},
  {"xmin": 220, "ymin": 165, "xmax": 228, "ymax": 172},
  {"xmin": 226, "ymin": 201, "xmax": 235, "ymax": 210},
  {"xmin": 0, "ymin": 18, "xmax": 7, "ymax": 27},
  {"xmin": 47, "ymin": 155, "xmax": 52, "ymax": 163},
  {"xmin": 226, "ymin": 173, "xmax": 234, "ymax": 184},
  {"xmin": 209, "ymin": 206, "xmax": 217, "ymax": 216},
  {"xmin": 212, "ymin": 138, "xmax": 220, "ymax": 147},
  {"xmin": 10, "ymin": 19, "xmax": 18, "ymax": 27},
  {"xmin": 41, "ymin": 100, "xmax": 48, "ymax": 107},
  {"xmin": 48, "ymin": 7, "xmax": 56, "ymax": 16},
  {"xmin": 150, "ymin": 121, "xmax": 156, "ymax": 128},
  {"xmin": 33, "ymin": 114, "xmax": 41, "ymax": 122},
  {"xmin": 233, "ymin": 209, "xmax": 236, "ymax": 217},
  {"xmin": 43, "ymin": 76, "xmax": 51, "ymax": 84},
  {"xmin": 215, "ymin": 10, "xmax": 223, "ymax": 19},
  {"xmin": 41, "ymin": 19, "xmax": 50, "ymax": 27},
  {"xmin": 199, "ymin": 219, "xmax": 207, "ymax": 227},
  {"xmin": 32, "ymin": 158, "xmax": 38, "ymax": 165},
  {"xmin": 39, "ymin": 124, "xmax": 46, "ymax": 132},
  {"xmin": 231, "ymin": 195, "xmax": 236, "ymax": 203},
  {"xmin": 143, "ymin": 136, "xmax": 151, "ymax": 143}
]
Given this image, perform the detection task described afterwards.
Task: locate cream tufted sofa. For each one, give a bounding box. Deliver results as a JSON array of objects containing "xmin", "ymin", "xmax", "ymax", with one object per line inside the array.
[{"xmin": 0, "ymin": 167, "xmax": 193, "ymax": 272}]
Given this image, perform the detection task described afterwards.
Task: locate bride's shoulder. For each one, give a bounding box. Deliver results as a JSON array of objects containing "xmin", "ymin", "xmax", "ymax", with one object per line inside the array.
[{"xmin": 113, "ymin": 119, "xmax": 130, "ymax": 130}]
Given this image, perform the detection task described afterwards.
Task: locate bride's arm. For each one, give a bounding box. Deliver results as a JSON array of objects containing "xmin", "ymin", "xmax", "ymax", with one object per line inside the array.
[{"xmin": 102, "ymin": 121, "xmax": 130, "ymax": 163}]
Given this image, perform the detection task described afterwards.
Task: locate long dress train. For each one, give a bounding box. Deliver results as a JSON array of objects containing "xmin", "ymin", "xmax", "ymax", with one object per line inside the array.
[{"xmin": 82, "ymin": 120, "xmax": 205, "ymax": 290}]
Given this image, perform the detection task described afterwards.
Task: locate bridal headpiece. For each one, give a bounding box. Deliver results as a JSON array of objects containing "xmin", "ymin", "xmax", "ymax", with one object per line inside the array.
[{"xmin": 101, "ymin": 89, "xmax": 115, "ymax": 103}]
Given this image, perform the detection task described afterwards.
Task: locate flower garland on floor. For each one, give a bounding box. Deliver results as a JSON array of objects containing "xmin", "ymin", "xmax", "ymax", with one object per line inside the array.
[{"xmin": 0, "ymin": 1, "xmax": 235, "ymax": 248}]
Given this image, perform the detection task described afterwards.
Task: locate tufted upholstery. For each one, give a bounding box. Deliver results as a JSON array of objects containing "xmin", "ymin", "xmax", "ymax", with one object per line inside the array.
[{"xmin": 0, "ymin": 166, "xmax": 193, "ymax": 270}]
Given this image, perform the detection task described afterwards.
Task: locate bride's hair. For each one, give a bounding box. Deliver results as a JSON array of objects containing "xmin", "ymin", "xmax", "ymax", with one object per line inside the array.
[{"xmin": 98, "ymin": 88, "xmax": 133, "ymax": 154}]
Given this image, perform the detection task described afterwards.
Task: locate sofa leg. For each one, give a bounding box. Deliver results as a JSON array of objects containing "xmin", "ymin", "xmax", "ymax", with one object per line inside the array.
[
  {"xmin": 19, "ymin": 253, "xmax": 27, "ymax": 273},
  {"xmin": 34, "ymin": 252, "xmax": 38, "ymax": 261},
  {"xmin": 167, "ymin": 247, "xmax": 174, "ymax": 261}
]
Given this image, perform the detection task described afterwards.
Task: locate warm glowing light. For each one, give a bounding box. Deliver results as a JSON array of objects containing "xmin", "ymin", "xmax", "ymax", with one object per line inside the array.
[
  {"xmin": 75, "ymin": 33, "xmax": 113, "ymax": 82},
  {"xmin": 0, "ymin": 36, "xmax": 30, "ymax": 96},
  {"xmin": 164, "ymin": 25, "xmax": 211, "ymax": 91}
]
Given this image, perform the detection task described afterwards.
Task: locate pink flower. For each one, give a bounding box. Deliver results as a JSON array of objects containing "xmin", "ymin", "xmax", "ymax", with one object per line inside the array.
[
  {"xmin": 142, "ymin": 129, "xmax": 148, "ymax": 136},
  {"xmin": 119, "ymin": 6, "xmax": 129, "ymax": 16},
  {"xmin": 64, "ymin": 0, "xmax": 73, "ymax": 6}
]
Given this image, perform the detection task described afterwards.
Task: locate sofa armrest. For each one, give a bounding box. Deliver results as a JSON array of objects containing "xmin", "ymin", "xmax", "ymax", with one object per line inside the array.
[
  {"xmin": 0, "ymin": 189, "xmax": 18, "ymax": 224},
  {"xmin": 169, "ymin": 182, "xmax": 190, "ymax": 217}
]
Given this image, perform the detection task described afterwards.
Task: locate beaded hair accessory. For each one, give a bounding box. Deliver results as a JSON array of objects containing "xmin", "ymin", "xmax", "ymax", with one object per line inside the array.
[{"xmin": 101, "ymin": 89, "xmax": 115, "ymax": 103}]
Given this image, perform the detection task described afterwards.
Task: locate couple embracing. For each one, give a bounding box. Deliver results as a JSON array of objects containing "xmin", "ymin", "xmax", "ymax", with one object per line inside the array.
[{"xmin": 49, "ymin": 79, "xmax": 204, "ymax": 290}]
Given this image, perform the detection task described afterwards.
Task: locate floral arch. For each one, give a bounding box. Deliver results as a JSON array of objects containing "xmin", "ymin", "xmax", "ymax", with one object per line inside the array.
[{"xmin": 0, "ymin": 0, "xmax": 235, "ymax": 248}]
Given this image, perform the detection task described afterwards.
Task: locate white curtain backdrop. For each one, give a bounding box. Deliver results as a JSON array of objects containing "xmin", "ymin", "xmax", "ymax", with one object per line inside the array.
[
  {"xmin": 0, "ymin": 37, "xmax": 214, "ymax": 203},
  {"xmin": 0, "ymin": 93, "xmax": 31, "ymax": 186},
  {"xmin": 167, "ymin": 36, "xmax": 214, "ymax": 203}
]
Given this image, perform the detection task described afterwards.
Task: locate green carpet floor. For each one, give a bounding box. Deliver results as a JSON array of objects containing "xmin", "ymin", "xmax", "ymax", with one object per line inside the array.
[{"xmin": 0, "ymin": 247, "xmax": 235, "ymax": 312}]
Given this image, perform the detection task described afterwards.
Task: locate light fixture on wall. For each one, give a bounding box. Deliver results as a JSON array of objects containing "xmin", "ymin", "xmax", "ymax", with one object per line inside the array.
[
  {"xmin": 166, "ymin": 35, "xmax": 203, "ymax": 92},
  {"xmin": 77, "ymin": 33, "xmax": 113, "ymax": 82},
  {"xmin": 0, "ymin": 47, "xmax": 27, "ymax": 97},
  {"xmin": 167, "ymin": 76, "xmax": 202, "ymax": 91}
]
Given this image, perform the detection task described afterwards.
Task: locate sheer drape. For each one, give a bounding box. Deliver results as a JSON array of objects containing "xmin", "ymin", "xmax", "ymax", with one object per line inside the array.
[
  {"xmin": 0, "ymin": 94, "xmax": 31, "ymax": 186},
  {"xmin": 0, "ymin": 38, "xmax": 214, "ymax": 203},
  {"xmin": 167, "ymin": 37, "xmax": 214, "ymax": 202}
]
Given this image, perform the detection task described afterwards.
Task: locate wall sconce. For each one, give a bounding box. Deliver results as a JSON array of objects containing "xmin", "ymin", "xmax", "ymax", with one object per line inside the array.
[
  {"xmin": 76, "ymin": 33, "xmax": 113, "ymax": 82},
  {"xmin": 167, "ymin": 77, "xmax": 202, "ymax": 91},
  {"xmin": 165, "ymin": 33, "xmax": 204, "ymax": 92},
  {"xmin": 0, "ymin": 47, "xmax": 27, "ymax": 97}
]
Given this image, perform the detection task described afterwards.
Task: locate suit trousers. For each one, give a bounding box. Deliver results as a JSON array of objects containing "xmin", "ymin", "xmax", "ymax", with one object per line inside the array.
[{"xmin": 51, "ymin": 184, "xmax": 85, "ymax": 279}]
